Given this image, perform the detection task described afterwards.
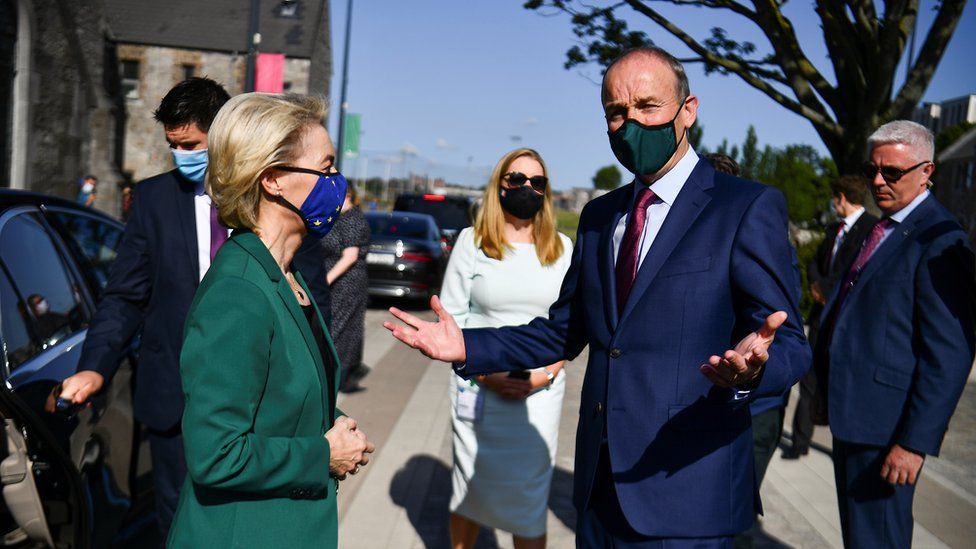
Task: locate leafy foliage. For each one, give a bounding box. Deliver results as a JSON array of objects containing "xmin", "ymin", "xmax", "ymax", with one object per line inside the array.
[{"xmin": 592, "ymin": 164, "xmax": 623, "ymax": 190}]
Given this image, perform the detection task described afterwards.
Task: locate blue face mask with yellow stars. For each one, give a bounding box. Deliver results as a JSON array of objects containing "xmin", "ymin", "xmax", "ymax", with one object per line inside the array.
[{"xmin": 276, "ymin": 167, "xmax": 348, "ymax": 238}]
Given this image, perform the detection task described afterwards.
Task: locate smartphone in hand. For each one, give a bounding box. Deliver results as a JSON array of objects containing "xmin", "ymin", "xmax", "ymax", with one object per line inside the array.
[{"xmin": 507, "ymin": 370, "xmax": 531, "ymax": 380}]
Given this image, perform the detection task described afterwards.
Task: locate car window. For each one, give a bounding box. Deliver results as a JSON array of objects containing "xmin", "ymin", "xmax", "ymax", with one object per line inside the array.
[
  {"xmin": 48, "ymin": 209, "xmax": 124, "ymax": 291},
  {"xmin": 366, "ymin": 215, "xmax": 432, "ymax": 240},
  {"xmin": 0, "ymin": 268, "xmax": 34, "ymax": 369},
  {"xmin": 0, "ymin": 213, "xmax": 89, "ymax": 369},
  {"xmin": 393, "ymin": 196, "xmax": 471, "ymax": 231}
]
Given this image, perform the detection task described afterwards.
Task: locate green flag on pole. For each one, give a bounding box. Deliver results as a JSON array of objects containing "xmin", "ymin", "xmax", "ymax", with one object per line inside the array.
[{"xmin": 343, "ymin": 113, "xmax": 361, "ymax": 158}]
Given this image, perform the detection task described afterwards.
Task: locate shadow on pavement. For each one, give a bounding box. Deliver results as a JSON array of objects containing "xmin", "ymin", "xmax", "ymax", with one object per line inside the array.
[
  {"xmin": 390, "ymin": 454, "xmax": 499, "ymax": 548},
  {"xmin": 547, "ymin": 466, "xmax": 577, "ymax": 532}
]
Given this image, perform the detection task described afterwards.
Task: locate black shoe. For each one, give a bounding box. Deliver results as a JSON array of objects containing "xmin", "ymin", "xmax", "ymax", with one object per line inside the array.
[{"xmin": 781, "ymin": 447, "xmax": 808, "ymax": 460}]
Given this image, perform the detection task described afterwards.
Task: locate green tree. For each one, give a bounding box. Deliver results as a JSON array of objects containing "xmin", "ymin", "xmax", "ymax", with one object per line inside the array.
[
  {"xmin": 593, "ymin": 164, "xmax": 623, "ymax": 190},
  {"xmin": 740, "ymin": 126, "xmax": 760, "ymax": 179},
  {"xmin": 935, "ymin": 121, "xmax": 975, "ymax": 154},
  {"xmin": 523, "ymin": 0, "xmax": 968, "ymax": 175},
  {"xmin": 755, "ymin": 144, "xmax": 836, "ymax": 223}
]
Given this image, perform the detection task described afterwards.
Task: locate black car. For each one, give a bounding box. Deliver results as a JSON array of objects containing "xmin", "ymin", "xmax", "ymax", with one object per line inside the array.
[
  {"xmin": 364, "ymin": 211, "xmax": 447, "ymax": 301},
  {"xmin": 392, "ymin": 193, "xmax": 475, "ymax": 251},
  {"xmin": 0, "ymin": 189, "xmax": 151, "ymax": 548}
]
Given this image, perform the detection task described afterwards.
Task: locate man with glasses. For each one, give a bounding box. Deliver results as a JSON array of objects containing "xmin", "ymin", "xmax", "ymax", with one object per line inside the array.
[{"xmin": 818, "ymin": 120, "xmax": 975, "ymax": 547}]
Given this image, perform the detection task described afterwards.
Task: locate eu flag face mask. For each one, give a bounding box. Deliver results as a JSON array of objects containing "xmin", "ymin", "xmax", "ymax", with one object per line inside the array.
[
  {"xmin": 172, "ymin": 148, "xmax": 209, "ymax": 183},
  {"xmin": 275, "ymin": 167, "xmax": 348, "ymax": 238},
  {"xmin": 608, "ymin": 98, "xmax": 687, "ymax": 177}
]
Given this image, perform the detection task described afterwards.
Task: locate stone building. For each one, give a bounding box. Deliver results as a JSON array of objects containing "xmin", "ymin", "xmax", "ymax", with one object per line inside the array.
[
  {"xmin": 103, "ymin": 0, "xmax": 332, "ymax": 183},
  {"xmin": 913, "ymin": 94, "xmax": 976, "ymax": 134},
  {"xmin": 1, "ymin": 0, "xmax": 126, "ymax": 212},
  {"xmin": 1, "ymin": 0, "xmax": 332, "ymax": 217}
]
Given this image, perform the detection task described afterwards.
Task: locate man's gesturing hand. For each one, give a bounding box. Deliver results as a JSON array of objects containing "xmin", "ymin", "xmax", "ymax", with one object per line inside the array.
[
  {"xmin": 384, "ymin": 296, "xmax": 466, "ymax": 363},
  {"xmin": 700, "ymin": 311, "xmax": 787, "ymax": 388}
]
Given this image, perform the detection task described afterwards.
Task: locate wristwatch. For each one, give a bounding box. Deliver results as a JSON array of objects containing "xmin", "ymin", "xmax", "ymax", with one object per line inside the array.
[{"xmin": 544, "ymin": 368, "xmax": 556, "ymax": 390}]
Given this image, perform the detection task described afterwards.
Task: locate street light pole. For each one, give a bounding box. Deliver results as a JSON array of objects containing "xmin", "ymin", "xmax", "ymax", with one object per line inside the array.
[
  {"xmin": 335, "ymin": 0, "xmax": 354, "ymax": 171},
  {"xmin": 244, "ymin": 0, "xmax": 261, "ymax": 92}
]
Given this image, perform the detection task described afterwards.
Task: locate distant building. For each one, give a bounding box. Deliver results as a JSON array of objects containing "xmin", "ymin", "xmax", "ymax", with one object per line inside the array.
[
  {"xmin": 934, "ymin": 126, "xmax": 976, "ymax": 247},
  {"xmin": 553, "ymin": 188, "xmax": 608, "ymax": 213},
  {"xmin": 913, "ymin": 94, "xmax": 976, "ymax": 134},
  {"xmin": 1, "ymin": 0, "xmax": 332, "ymax": 217}
]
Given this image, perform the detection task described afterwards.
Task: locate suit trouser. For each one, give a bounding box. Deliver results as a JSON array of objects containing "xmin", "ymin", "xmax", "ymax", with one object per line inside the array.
[
  {"xmin": 576, "ymin": 444, "xmax": 732, "ymax": 549},
  {"xmin": 832, "ymin": 439, "xmax": 915, "ymax": 549},
  {"xmin": 147, "ymin": 425, "xmax": 188, "ymax": 545},
  {"xmin": 790, "ymin": 368, "xmax": 818, "ymax": 453}
]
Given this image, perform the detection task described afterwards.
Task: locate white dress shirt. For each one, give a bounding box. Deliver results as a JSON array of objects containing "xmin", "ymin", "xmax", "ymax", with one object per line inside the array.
[
  {"xmin": 613, "ymin": 145, "xmax": 700, "ymax": 266},
  {"xmin": 193, "ymin": 190, "xmax": 231, "ymax": 282},
  {"xmin": 878, "ymin": 190, "xmax": 930, "ymax": 248},
  {"xmin": 830, "ymin": 206, "xmax": 866, "ymax": 263}
]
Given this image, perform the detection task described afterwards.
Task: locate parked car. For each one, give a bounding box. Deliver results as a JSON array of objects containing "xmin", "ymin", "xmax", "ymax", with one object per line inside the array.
[
  {"xmin": 0, "ymin": 189, "xmax": 151, "ymax": 548},
  {"xmin": 364, "ymin": 211, "xmax": 447, "ymax": 301},
  {"xmin": 392, "ymin": 193, "xmax": 475, "ymax": 252}
]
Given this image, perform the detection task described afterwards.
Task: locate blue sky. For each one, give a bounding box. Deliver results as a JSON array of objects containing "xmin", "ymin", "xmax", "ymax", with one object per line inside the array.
[{"xmin": 327, "ymin": 1, "xmax": 976, "ymax": 190}]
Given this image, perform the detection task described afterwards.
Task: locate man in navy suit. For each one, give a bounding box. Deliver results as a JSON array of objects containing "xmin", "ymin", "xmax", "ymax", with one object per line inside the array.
[
  {"xmin": 818, "ymin": 120, "xmax": 975, "ymax": 548},
  {"xmin": 386, "ymin": 47, "xmax": 810, "ymax": 547},
  {"xmin": 53, "ymin": 78, "xmax": 331, "ymax": 540},
  {"xmin": 783, "ymin": 175, "xmax": 877, "ymax": 460}
]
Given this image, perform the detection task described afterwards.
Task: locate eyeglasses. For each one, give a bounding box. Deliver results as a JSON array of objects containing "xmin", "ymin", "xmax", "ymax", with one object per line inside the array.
[
  {"xmin": 503, "ymin": 172, "xmax": 548, "ymax": 193},
  {"xmin": 860, "ymin": 160, "xmax": 929, "ymax": 184},
  {"xmin": 277, "ymin": 165, "xmax": 338, "ymax": 179}
]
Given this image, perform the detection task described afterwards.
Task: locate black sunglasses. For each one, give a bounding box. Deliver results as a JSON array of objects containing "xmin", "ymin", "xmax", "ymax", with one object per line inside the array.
[
  {"xmin": 503, "ymin": 172, "xmax": 548, "ymax": 193},
  {"xmin": 860, "ymin": 160, "xmax": 929, "ymax": 184}
]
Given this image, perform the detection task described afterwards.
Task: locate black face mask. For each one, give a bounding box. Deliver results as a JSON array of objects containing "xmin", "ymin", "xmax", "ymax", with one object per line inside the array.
[{"xmin": 499, "ymin": 185, "xmax": 544, "ymax": 220}]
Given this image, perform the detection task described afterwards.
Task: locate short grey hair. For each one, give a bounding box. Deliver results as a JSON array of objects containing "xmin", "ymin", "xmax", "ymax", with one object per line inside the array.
[
  {"xmin": 603, "ymin": 46, "xmax": 691, "ymax": 102},
  {"xmin": 867, "ymin": 120, "xmax": 935, "ymax": 161}
]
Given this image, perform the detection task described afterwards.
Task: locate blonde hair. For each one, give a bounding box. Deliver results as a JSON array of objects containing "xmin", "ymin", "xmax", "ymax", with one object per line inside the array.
[
  {"xmin": 475, "ymin": 148, "xmax": 564, "ymax": 266},
  {"xmin": 206, "ymin": 93, "xmax": 328, "ymax": 229}
]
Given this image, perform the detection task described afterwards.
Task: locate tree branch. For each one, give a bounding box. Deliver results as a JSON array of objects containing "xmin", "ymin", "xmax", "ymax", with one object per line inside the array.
[
  {"xmin": 886, "ymin": 0, "xmax": 968, "ymax": 120},
  {"xmin": 622, "ymin": 0, "xmax": 840, "ymax": 135}
]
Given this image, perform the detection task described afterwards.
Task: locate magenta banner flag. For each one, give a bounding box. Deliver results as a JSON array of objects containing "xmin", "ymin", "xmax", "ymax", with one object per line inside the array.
[{"xmin": 255, "ymin": 53, "xmax": 285, "ymax": 93}]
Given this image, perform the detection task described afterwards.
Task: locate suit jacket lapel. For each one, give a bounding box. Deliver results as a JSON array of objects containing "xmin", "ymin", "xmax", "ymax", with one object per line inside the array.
[
  {"xmin": 618, "ymin": 162, "xmax": 714, "ymax": 326},
  {"xmin": 600, "ymin": 185, "xmax": 634, "ymax": 331},
  {"xmin": 845, "ymin": 198, "xmax": 932, "ymax": 297},
  {"xmin": 175, "ymin": 172, "xmax": 200, "ymax": 279}
]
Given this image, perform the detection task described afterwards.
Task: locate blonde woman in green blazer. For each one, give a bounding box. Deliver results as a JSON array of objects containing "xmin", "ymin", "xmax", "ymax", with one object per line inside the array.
[{"xmin": 168, "ymin": 93, "xmax": 374, "ymax": 548}]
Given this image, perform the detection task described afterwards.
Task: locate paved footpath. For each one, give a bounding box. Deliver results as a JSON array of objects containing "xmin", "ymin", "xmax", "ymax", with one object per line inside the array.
[{"xmin": 336, "ymin": 308, "xmax": 976, "ymax": 548}]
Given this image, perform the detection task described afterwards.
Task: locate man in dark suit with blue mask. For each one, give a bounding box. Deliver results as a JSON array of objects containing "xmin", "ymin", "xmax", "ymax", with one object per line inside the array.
[
  {"xmin": 53, "ymin": 78, "xmax": 331, "ymax": 540},
  {"xmin": 818, "ymin": 120, "xmax": 976, "ymax": 548},
  {"xmin": 386, "ymin": 47, "xmax": 810, "ymax": 548}
]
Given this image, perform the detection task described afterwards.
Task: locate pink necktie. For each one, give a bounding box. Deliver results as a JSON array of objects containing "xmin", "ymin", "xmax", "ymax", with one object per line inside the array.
[
  {"xmin": 615, "ymin": 187, "xmax": 656, "ymax": 316},
  {"xmin": 210, "ymin": 203, "xmax": 228, "ymax": 261},
  {"xmin": 835, "ymin": 218, "xmax": 892, "ymax": 310}
]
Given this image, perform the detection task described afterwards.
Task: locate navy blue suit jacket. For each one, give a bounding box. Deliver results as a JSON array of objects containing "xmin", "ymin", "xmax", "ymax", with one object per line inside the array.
[
  {"xmin": 819, "ymin": 195, "xmax": 975, "ymax": 456},
  {"xmin": 78, "ymin": 169, "xmax": 330, "ymax": 431},
  {"xmin": 456, "ymin": 161, "xmax": 810, "ymax": 537}
]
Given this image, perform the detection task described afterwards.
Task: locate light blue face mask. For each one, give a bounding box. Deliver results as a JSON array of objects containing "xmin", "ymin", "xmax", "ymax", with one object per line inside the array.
[{"xmin": 172, "ymin": 148, "xmax": 208, "ymax": 183}]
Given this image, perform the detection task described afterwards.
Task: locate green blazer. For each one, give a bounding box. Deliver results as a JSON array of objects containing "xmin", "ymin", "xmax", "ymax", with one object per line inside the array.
[{"xmin": 168, "ymin": 231, "xmax": 342, "ymax": 549}]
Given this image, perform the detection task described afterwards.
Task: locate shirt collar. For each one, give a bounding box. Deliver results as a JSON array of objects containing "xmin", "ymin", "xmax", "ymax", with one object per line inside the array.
[
  {"xmin": 888, "ymin": 190, "xmax": 930, "ymax": 224},
  {"xmin": 631, "ymin": 145, "xmax": 699, "ymax": 207},
  {"xmin": 842, "ymin": 206, "xmax": 865, "ymax": 230}
]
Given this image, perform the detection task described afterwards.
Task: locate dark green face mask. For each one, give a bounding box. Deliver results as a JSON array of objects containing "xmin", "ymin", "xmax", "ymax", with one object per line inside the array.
[{"xmin": 608, "ymin": 99, "xmax": 686, "ymax": 177}]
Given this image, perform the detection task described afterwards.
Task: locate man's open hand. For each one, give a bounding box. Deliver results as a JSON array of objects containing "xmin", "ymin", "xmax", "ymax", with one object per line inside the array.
[
  {"xmin": 700, "ymin": 311, "xmax": 787, "ymax": 388},
  {"xmin": 384, "ymin": 296, "xmax": 466, "ymax": 363}
]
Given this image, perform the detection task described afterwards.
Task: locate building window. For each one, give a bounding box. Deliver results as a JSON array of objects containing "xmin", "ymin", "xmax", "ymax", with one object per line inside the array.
[
  {"xmin": 181, "ymin": 63, "xmax": 196, "ymax": 81},
  {"xmin": 967, "ymin": 161, "xmax": 975, "ymax": 190},
  {"xmin": 283, "ymin": 81, "xmax": 293, "ymax": 92},
  {"xmin": 121, "ymin": 59, "xmax": 140, "ymax": 100}
]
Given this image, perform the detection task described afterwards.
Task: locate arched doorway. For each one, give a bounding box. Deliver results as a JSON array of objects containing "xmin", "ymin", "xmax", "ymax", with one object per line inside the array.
[{"xmin": 0, "ymin": 0, "xmax": 16, "ymax": 186}]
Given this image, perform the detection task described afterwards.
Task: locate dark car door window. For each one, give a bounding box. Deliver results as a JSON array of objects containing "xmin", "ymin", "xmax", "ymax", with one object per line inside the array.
[
  {"xmin": 48, "ymin": 209, "xmax": 123, "ymax": 291},
  {"xmin": 0, "ymin": 212, "xmax": 90, "ymax": 370}
]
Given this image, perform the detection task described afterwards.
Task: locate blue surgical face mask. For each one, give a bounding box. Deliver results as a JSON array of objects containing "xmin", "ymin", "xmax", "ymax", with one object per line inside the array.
[
  {"xmin": 276, "ymin": 167, "xmax": 348, "ymax": 238},
  {"xmin": 172, "ymin": 148, "xmax": 209, "ymax": 183}
]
